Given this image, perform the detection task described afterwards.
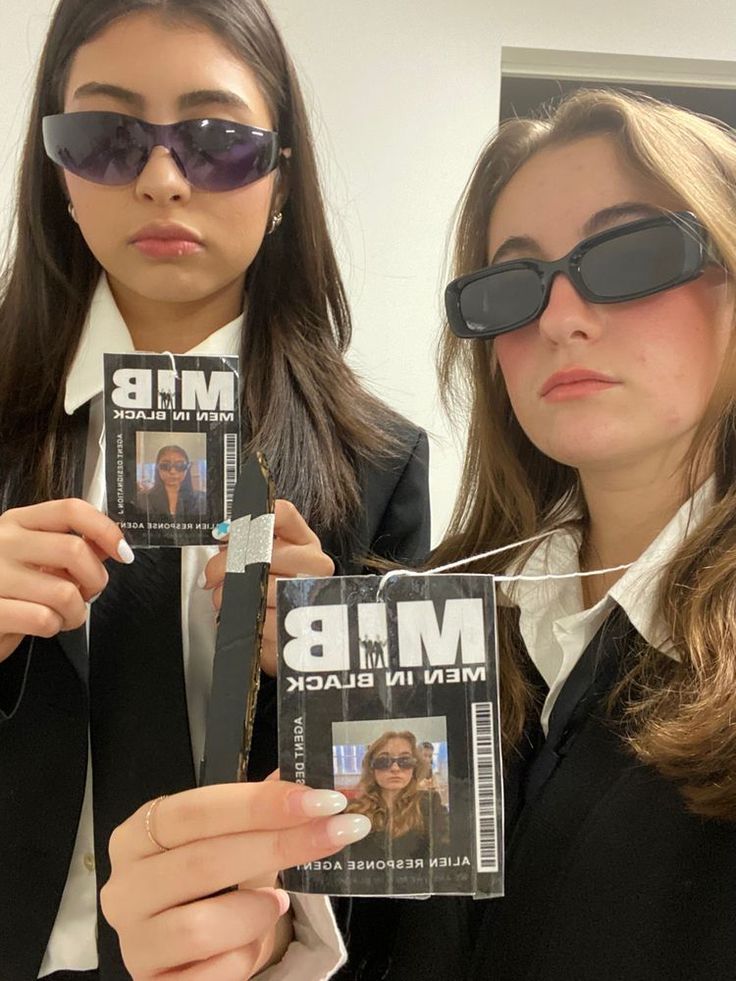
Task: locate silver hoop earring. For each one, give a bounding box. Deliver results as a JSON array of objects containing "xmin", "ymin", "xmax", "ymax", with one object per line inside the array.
[
  {"xmin": 67, "ymin": 201, "xmax": 77, "ymax": 223},
  {"xmin": 267, "ymin": 211, "xmax": 283, "ymax": 235}
]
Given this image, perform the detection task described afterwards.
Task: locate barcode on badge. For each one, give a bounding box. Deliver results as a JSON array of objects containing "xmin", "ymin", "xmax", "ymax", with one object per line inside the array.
[
  {"xmin": 472, "ymin": 701, "xmax": 499, "ymax": 873},
  {"xmin": 223, "ymin": 433, "xmax": 238, "ymax": 520}
]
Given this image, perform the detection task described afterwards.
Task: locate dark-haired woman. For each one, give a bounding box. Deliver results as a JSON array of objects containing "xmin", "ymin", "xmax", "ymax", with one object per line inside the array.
[
  {"xmin": 139, "ymin": 444, "xmax": 206, "ymax": 519},
  {"xmin": 0, "ymin": 1, "xmax": 428, "ymax": 977}
]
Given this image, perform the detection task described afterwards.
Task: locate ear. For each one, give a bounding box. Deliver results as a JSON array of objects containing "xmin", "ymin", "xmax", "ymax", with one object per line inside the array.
[
  {"xmin": 270, "ymin": 149, "xmax": 291, "ymax": 215},
  {"xmin": 52, "ymin": 160, "xmax": 71, "ymax": 201},
  {"xmin": 56, "ymin": 169, "xmax": 78, "ymax": 221}
]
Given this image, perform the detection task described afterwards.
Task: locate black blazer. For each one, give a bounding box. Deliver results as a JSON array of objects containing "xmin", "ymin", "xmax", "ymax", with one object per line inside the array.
[
  {"xmin": 0, "ymin": 414, "xmax": 430, "ymax": 980},
  {"xmin": 340, "ymin": 617, "xmax": 736, "ymax": 981}
]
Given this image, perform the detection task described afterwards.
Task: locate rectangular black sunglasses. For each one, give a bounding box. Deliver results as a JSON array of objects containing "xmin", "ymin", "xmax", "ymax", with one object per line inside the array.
[
  {"xmin": 445, "ymin": 210, "xmax": 710, "ymax": 340},
  {"xmin": 371, "ymin": 754, "xmax": 417, "ymax": 770}
]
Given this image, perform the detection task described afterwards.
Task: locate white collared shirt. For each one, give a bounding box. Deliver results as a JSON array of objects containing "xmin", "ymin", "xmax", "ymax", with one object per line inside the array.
[
  {"xmin": 40, "ymin": 276, "xmax": 344, "ymax": 979},
  {"xmin": 505, "ymin": 480, "xmax": 713, "ymax": 733}
]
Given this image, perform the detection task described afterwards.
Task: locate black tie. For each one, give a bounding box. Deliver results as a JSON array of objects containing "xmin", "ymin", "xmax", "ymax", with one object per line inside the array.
[
  {"xmin": 89, "ymin": 547, "xmax": 195, "ymax": 980},
  {"xmin": 523, "ymin": 606, "xmax": 635, "ymax": 804}
]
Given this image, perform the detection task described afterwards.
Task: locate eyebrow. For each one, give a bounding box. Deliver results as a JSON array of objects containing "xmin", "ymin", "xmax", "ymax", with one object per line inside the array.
[
  {"xmin": 71, "ymin": 82, "xmax": 251, "ymax": 113},
  {"xmin": 490, "ymin": 202, "xmax": 665, "ymax": 265}
]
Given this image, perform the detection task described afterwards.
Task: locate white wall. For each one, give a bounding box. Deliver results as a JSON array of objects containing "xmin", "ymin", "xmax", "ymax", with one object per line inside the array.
[
  {"xmin": 1, "ymin": 0, "xmax": 735, "ymax": 543},
  {"xmin": 0, "ymin": 0, "xmax": 57, "ymax": 211},
  {"xmin": 267, "ymin": 0, "xmax": 736, "ymax": 543}
]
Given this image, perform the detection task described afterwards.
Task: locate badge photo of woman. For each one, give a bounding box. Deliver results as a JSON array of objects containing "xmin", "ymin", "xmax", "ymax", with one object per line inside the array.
[
  {"xmin": 345, "ymin": 730, "xmax": 449, "ymax": 865},
  {"xmin": 0, "ymin": 0, "xmax": 429, "ymax": 977},
  {"xmin": 136, "ymin": 442, "xmax": 207, "ymax": 520},
  {"xmin": 341, "ymin": 87, "xmax": 736, "ymax": 981}
]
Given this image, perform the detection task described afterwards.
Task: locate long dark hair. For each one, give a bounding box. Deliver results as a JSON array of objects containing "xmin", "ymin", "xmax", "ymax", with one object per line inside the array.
[
  {"xmin": 0, "ymin": 0, "xmax": 400, "ymax": 526},
  {"xmin": 151, "ymin": 444, "xmax": 194, "ymax": 496},
  {"xmin": 145, "ymin": 444, "xmax": 201, "ymax": 516}
]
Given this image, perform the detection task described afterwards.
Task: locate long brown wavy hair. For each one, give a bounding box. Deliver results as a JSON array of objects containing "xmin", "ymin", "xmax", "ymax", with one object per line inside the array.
[
  {"xmin": 0, "ymin": 0, "xmax": 402, "ymax": 527},
  {"xmin": 434, "ymin": 87, "xmax": 736, "ymax": 821},
  {"xmin": 346, "ymin": 731, "xmax": 425, "ymax": 837}
]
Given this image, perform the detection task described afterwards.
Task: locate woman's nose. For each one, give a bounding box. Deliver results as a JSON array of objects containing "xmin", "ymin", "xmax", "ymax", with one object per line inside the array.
[
  {"xmin": 537, "ymin": 273, "xmax": 602, "ymax": 344},
  {"xmin": 134, "ymin": 146, "xmax": 192, "ymax": 205}
]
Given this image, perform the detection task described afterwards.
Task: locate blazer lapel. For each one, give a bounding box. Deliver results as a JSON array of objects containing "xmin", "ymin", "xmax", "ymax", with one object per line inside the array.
[
  {"xmin": 470, "ymin": 615, "xmax": 638, "ymax": 980},
  {"xmin": 471, "ymin": 720, "xmax": 629, "ymax": 981},
  {"xmin": 57, "ymin": 626, "xmax": 88, "ymax": 687},
  {"xmin": 0, "ymin": 636, "xmax": 88, "ymax": 979}
]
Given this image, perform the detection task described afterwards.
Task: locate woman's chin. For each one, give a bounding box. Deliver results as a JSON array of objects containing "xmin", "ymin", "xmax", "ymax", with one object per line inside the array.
[{"xmin": 534, "ymin": 430, "xmax": 637, "ymax": 471}]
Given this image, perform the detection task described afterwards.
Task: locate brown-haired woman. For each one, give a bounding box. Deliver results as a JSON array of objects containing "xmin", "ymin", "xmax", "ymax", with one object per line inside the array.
[
  {"xmin": 0, "ymin": 0, "xmax": 428, "ymax": 977},
  {"xmin": 340, "ymin": 89, "xmax": 736, "ymax": 980},
  {"xmin": 345, "ymin": 731, "xmax": 448, "ymax": 861}
]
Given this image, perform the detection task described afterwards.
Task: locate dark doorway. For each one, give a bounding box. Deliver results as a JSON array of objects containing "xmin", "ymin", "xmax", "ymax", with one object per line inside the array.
[{"xmin": 500, "ymin": 75, "xmax": 736, "ymax": 129}]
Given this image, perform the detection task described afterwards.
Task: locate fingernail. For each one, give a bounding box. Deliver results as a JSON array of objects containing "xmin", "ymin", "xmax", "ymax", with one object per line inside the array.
[
  {"xmin": 257, "ymin": 887, "xmax": 291, "ymax": 917},
  {"xmin": 212, "ymin": 521, "xmax": 230, "ymax": 541},
  {"xmin": 295, "ymin": 789, "xmax": 347, "ymax": 818},
  {"xmin": 196, "ymin": 570, "xmax": 208, "ymax": 589},
  {"xmin": 273, "ymin": 888, "xmax": 291, "ymax": 916},
  {"xmin": 324, "ymin": 813, "xmax": 371, "ymax": 846},
  {"xmin": 117, "ymin": 540, "xmax": 135, "ymax": 564},
  {"xmin": 88, "ymin": 592, "xmax": 102, "ymax": 604}
]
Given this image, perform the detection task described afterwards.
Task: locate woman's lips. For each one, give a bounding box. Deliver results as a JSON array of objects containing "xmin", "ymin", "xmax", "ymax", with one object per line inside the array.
[
  {"xmin": 132, "ymin": 238, "xmax": 203, "ymax": 259},
  {"xmin": 130, "ymin": 224, "xmax": 204, "ymax": 259},
  {"xmin": 540, "ymin": 368, "xmax": 619, "ymax": 401}
]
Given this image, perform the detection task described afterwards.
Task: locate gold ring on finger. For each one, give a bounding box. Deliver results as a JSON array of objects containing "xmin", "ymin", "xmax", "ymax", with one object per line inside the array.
[{"xmin": 144, "ymin": 794, "xmax": 170, "ymax": 853}]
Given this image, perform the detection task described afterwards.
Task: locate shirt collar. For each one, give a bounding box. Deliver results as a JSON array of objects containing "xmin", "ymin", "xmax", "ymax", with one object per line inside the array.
[
  {"xmin": 504, "ymin": 477, "xmax": 715, "ymax": 659},
  {"xmin": 64, "ymin": 275, "xmax": 243, "ymax": 415},
  {"xmin": 607, "ymin": 478, "xmax": 714, "ymax": 654}
]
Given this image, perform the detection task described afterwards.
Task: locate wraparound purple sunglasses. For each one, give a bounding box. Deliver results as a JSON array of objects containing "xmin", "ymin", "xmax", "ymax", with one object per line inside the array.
[{"xmin": 42, "ymin": 111, "xmax": 281, "ymax": 192}]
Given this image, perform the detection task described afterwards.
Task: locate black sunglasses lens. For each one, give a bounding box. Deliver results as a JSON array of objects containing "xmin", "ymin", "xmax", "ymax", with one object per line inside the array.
[
  {"xmin": 457, "ymin": 266, "xmax": 544, "ymax": 337},
  {"xmin": 372, "ymin": 755, "xmax": 415, "ymax": 770},
  {"xmin": 175, "ymin": 120, "xmax": 279, "ymax": 191},
  {"xmin": 580, "ymin": 221, "xmax": 699, "ymax": 300},
  {"xmin": 43, "ymin": 114, "xmax": 279, "ymax": 192},
  {"xmin": 43, "ymin": 112, "xmax": 147, "ymax": 185}
]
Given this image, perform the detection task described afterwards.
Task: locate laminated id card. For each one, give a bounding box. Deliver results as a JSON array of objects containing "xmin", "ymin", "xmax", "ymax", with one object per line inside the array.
[
  {"xmin": 278, "ymin": 573, "xmax": 504, "ymax": 898},
  {"xmin": 103, "ymin": 352, "xmax": 240, "ymax": 546}
]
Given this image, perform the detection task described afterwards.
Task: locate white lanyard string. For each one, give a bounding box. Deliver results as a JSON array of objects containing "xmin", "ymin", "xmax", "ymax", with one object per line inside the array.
[
  {"xmin": 494, "ymin": 563, "xmax": 633, "ymax": 583},
  {"xmin": 162, "ymin": 350, "xmax": 180, "ymax": 379},
  {"xmin": 428, "ymin": 530, "xmax": 555, "ymax": 575},
  {"xmin": 377, "ymin": 530, "xmax": 634, "ymax": 598}
]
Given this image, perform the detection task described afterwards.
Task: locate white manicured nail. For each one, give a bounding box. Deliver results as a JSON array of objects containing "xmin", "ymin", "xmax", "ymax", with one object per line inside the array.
[
  {"xmin": 197, "ymin": 570, "xmax": 208, "ymax": 589},
  {"xmin": 117, "ymin": 540, "xmax": 135, "ymax": 564},
  {"xmin": 325, "ymin": 814, "xmax": 371, "ymax": 845},
  {"xmin": 299, "ymin": 790, "xmax": 347, "ymax": 817}
]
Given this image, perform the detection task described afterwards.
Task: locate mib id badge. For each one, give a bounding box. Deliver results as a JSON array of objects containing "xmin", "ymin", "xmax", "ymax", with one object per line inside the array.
[
  {"xmin": 103, "ymin": 352, "xmax": 240, "ymax": 547},
  {"xmin": 278, "ymin": 573, "xmax": 504, "ymax": 899}
]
